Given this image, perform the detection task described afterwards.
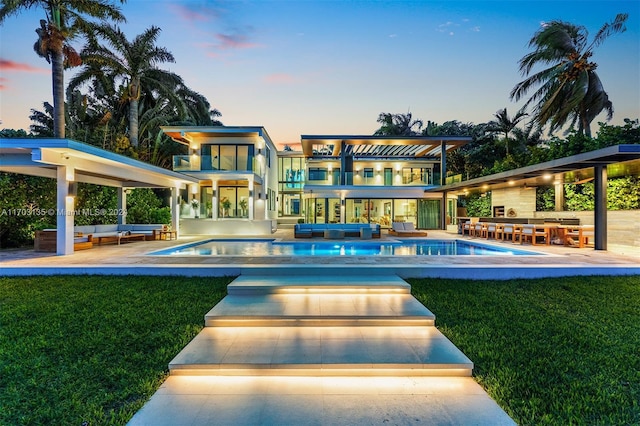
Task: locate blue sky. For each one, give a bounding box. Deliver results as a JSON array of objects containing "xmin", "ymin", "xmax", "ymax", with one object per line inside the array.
[{"xmin": 1, "ymin": 0, "xmax": 638, "ymax": 146}]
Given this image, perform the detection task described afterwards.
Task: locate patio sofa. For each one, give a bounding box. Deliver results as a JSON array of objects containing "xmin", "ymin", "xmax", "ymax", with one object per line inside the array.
[
  {"xmin": 35, "ymin": 224, "xmax": 164, "ymax": 251},
  {"xmin": 74, "ymin": 224, "xmax": 163, "ymax": 245},
  {"xmin": 294, "ymin": 223, "xmax": 381, "ymax": 239}
]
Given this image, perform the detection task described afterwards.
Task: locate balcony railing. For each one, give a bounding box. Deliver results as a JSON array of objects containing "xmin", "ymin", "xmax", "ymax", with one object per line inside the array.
[
  {"xmin": 173, "ymin": 155, "xmax": 263, "ymax": 174},
  {"xmin": 305, "ymin": 172, "xmax": 436, "ymax": 186}
]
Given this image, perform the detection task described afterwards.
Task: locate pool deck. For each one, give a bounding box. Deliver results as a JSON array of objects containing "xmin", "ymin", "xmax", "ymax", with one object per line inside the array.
[{"xmin": 1, "ymin": 229, "xmax": 639, "ymax": 279}]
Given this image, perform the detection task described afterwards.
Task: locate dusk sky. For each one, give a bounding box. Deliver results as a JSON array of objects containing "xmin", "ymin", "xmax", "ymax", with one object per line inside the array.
[{"xmin": 1, "ymin": 0, "xmax": 638, "ymax": 147}]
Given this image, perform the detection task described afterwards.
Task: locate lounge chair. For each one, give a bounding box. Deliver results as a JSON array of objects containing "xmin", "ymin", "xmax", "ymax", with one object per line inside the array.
[{"xmin": 389, "ymin": 222, "xmax": 428, "ymax": 237}]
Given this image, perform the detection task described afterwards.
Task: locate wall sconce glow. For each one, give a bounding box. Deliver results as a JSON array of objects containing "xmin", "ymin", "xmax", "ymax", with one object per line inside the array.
[
  {"xmin": 68, "ymin": 182, "xmax": 77, "ymax": 197},
  {"xmin": 543, "ymin": 173, "xmax": 552, "ymax": 180},
  {"xmin": 508, "ymin": 180, "xmax": 515, "ymax": 185}
]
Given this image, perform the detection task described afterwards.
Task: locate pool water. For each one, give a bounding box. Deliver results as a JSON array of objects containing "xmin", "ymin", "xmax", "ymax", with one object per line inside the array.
[{"xmin": 149, "ymin": 239, "xmax": 540, "ymax": 256}]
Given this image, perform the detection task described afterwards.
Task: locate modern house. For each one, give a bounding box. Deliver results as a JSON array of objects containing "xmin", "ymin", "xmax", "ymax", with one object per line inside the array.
[
  {"xmin": 284, "ymin": 135, "xmax": 472, "ymax": 229},
  {"xmin": 159, "ymin": 128, "xmax": 472, "ymax": 234},
  {"xmin": 161, "ymin": 126, "xmax": 279, "ymax": 235}
]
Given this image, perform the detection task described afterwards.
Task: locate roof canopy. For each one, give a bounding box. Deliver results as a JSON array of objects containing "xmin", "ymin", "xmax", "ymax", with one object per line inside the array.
[
  {"xmin": 0, "ymin": 139, "xmax": 198, "ymax": 189},
  {"xmin": 436, "ymin": 144, "xmax": 640, "ymax": 194},
  {"xmin": 161, "ymin": 126, "xmax": 276, "ymax": 149},
  {"xmin": 300, "ymin": 135, "xmax": 471, "ymax": 159}
]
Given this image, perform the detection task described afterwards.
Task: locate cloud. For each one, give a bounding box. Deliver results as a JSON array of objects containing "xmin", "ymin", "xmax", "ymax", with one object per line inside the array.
[
  {"xmin": 215, "ymin": 32, "xmax": 261, "ymax": 50},
  {"xmin": 0, "ymin": 59, "xmax": 49, "ymax": 74},
  {"xmin": 264, "ymin": 73, "xmax": 297, "ymax": 84},
  {"xmin": 388, "ymin": 34, "xmax": 398, "ymax": 38},
  {"xmin": 436, "ymin": 20, "xmax": 480, "ymax": 35},
  {"xmin": 169, "ymin": 3, "xmax": 223, "ymax": 23},
  {"xmin": 0, "ymin": 76, "xmax": 6, "ymax": 90}
]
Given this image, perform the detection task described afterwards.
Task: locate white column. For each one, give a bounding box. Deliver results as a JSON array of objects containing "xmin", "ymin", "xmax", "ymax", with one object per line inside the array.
[
  {"xmin": 171, "ymin": 187, "xmax": 179, "ymax": 237},
  {"xmin": 212, "ymin": 180, "xmax": 218, "ymax": 220},
  {"xmin": 56, "ymin": 166, "xmax": 74, "ymax": 255},
  {"xmin": 248, "ymin": 179, "xmax": 255, "ymax": 220},
  {"xmin": 117, "ymin": 188, "xmax": 127, "ymax": 224}
]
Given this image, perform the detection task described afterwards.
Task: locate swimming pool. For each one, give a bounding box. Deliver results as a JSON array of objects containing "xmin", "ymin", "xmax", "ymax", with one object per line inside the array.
[{"xmin": 149, "ymin": 239, "xmax": 541, "ymax": 256}]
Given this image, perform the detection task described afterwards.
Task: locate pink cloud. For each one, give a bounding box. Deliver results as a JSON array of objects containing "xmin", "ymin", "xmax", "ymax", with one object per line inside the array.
[
  {"xmin": 0, "ymin": 76, "xmax": 6, "ymax": 90},
  {"xmin": 215, "ymin": 33, "xmax": 261, "ymax": 50},
  {"xmin": 169, "ymin": 3, "xmax": 221, "ymax": 23},
  {"xmin": 264, "ymin": 73, "xmax": 297, "ymax": 84},
  {"xmin": 0, "ymin": 59, "xmax": 49, "ymax": 74}
]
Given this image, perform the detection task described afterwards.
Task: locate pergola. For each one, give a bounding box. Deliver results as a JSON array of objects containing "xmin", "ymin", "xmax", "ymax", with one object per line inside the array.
[
  {"xmin": 301, "ymin": 135, "xmax": 472, "ymax": 185},
  {"xmin": 0, "ymin": 138, "xmax": 199, "ymax": 255},
  {"xmin": 433, "ymin": 144, "xmax": 640, "ymax": 250}
]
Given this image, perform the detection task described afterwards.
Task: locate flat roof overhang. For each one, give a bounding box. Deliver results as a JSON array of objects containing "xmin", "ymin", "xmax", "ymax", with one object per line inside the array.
[
  {"xmin": 161, "ymin": 126, "xmax": 276, "ymax": 150},
  {"xmin": 433, "ymin": 144, "xmax": 640, "ymax": 194},
  {"xmin": 0, "ymin": 139, "xmax": 199, "ymax": 189},
  {"xmin": 300, "ymin": 135, "xmax": 471, "ymax": 158}
]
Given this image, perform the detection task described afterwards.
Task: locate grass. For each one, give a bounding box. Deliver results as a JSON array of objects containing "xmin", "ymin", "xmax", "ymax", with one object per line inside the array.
[
  {"xmin": 2, "ymin": 275, "xmax": 638, "ymax": 425},
  {"xmin": 0, "ymin": 275, "xmax": 233, "ymax": 426},
  {"xmin": 409, "ymin": 275, "xmax": 640, "ymax": 426}
]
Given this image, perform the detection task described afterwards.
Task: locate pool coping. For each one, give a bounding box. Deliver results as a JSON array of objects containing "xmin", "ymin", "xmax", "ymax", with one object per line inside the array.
[{"xmin": 1, "ymin": 230, "xmax": 638, "ymax": 280}]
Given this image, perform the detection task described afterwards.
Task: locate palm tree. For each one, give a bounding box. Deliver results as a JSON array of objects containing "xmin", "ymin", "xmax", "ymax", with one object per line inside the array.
[
  {"xmin": 0, "ymin": 1, "xmax": 125, "ymax": 138},
  {"xmin": 68, "ymin": 24, "xmax": 184, "ymax": 147},
  {"xmin": 488, "ymin": 107, "xmax": 528, "ymax": 155},
  {"xmin": 510, "ymin": 14, "xmax": 628, "ymax": 137},
  {"xmin": 374, "ymin": 112, "xmax": 423, "ymax": 136}
]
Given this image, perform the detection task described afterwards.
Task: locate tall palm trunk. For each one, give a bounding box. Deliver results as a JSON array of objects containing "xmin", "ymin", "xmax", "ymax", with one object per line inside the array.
[
  {"xmin": 129, "ymin": 98, "xmax": 139, "ymax": 147},
  {"xmin": 51, "ymin": 42, "xmax": 66, "ymax": 138},
  {"xmin": 128, "ymin": 77, "xmax": 140, "ymax": 147}
]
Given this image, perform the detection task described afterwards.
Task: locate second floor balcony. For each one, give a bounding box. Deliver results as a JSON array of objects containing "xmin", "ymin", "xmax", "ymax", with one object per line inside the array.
[{"xmin": 173, "ymin": 155, "xmax": 264, "ymax": 175}]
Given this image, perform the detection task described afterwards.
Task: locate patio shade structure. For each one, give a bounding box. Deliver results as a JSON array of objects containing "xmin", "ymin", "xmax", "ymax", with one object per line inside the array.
[
  {"xmin": 0, "ymin": 138, "xmax": 199, "ymax": 255},
  {"xmin": 433, "ymin": 144, "xmax": 640, "ymax": 250}
]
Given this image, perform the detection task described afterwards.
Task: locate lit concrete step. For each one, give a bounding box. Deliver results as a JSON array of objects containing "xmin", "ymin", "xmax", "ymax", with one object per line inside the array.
[
  {"xmin": 128, "ymin": 376, "xmax": 516, "ymax": 426},
  {"xmin": 169, "ymin": 326, "xmax": 473, "ymax": 376},
  {"xmin": 227, "ymin": 274, "xmax": 411, "ymax": 295},
  {"xmin": 204, "ymin": 293, "xmax": 435, "ymax": 327}
]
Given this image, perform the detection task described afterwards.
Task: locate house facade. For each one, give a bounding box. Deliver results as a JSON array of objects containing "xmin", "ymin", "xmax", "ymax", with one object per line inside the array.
[
  {"xmin": 162, "ymin": 128, "xmax": 471, "ymax": 234},
  {"xmin": 281, "ymin": 135, "xmax": 471, "ymax": 230},
  {"xmin": 161, "ymin": 126, "xmax": 279, "ymax": 235}
]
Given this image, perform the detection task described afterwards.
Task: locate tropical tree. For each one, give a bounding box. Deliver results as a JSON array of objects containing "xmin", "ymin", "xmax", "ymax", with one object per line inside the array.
[
  {"xmin": 374, "ymin": 112, "xmax": 423, "ymax": 136},
  {"xmin": 0, "ymin": 0, "xmax": 126, "ymax": 138},
  {"xmin": 68, "ymin": 24, "xmax": 184, "ymax": 147},
  {"xmin": 510, "ymin": 14, "xmax": 628, "ymax": 137},
  {"xmin": 487, "ymin": 107, "xmax": 528, "ymax": 155}
]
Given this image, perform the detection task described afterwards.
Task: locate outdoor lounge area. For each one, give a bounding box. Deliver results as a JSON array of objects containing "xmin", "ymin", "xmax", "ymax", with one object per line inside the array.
[
  {"xmin": 34, "ymin": 224, "xmax": 165, "ymax": 251},
  {"xmin": 294, "ymin": 223, "xmax": 381, "ymax": 239},
  {"xmin": 389, "ymin": 221, "xmax": 429, "ymax": 237}
]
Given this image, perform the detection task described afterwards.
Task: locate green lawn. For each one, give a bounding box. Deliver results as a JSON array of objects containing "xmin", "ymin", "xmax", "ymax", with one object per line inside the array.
[
  {"xmin": 0, "ymin": 275, "xmax": 233, "ymax": 426},
  {"xmin": 1, "ymin": 275, "xmax": 638, "ymax": 425},
  {"xmin": 409, "ymin": 275, "xmax": 640, "ymax": 426}
]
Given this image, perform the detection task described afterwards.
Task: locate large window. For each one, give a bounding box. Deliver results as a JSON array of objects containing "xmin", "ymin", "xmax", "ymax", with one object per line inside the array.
[
  {"xmin": 201, "ymin": 144, "xmax": 255, "ymax": 171},
  {"xmin": 218, "ymin": 186, "xmax": 250, "ymax": 218},
  {"xmin": 308, "ymin": 168, "xmax": 328, "ymax": 181}
]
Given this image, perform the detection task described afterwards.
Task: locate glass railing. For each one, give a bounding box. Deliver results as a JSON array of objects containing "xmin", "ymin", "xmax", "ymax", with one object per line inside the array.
[
  {"xmin": 305, "ymin": 172, "xmax": 433, "ymax": 186},
  {"xmin": 173, "ymin": 155, "xmax": 262, "ymax": 174}
]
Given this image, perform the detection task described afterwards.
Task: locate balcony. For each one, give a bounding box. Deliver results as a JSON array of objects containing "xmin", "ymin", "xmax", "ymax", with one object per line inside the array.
[
  {"xmin": 173, "ymin": 155, "xmax": 263, "ymax": 174},
  {"xmin": 305, "ymin": 171, "xmax": 436, "ymax": 187}
]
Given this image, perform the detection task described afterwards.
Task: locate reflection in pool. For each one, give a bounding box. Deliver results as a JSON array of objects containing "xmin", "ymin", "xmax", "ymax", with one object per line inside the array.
[{"xmin": 149, "ymin": 239, "xmax": 541, "ymax": 256}]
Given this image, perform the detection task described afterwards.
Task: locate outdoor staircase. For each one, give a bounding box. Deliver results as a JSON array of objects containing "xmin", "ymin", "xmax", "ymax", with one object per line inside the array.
[{"xmin": 128, "ymin": 273, "xmax": 515, "ymax": 425}]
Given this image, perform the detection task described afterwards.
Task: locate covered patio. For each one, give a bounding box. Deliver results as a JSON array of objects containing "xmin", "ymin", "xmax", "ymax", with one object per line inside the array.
[
  {"xmin": 0, "ymin": 138, "xmax": 198, "ymax": 255},
  {"xmin": 434, "ymin": 144, "xmax": 640, "ymax": 250}
]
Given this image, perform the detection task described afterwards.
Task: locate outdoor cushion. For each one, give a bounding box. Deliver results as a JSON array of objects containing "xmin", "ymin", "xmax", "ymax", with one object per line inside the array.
[{"xmin": 94, "ymin": 224, "xmax": 118, "ymax": 233}]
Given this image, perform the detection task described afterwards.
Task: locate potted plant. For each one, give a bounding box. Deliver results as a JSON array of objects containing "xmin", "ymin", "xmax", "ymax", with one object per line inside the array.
[
  {"xmin": 221, "ymin": 198, "xmax": 231, "ymax": 217},
  {"xmin": 191, "ymin": 199, "xmax": 199, "ymax": 218},
  {"xmin": 239, "ymin": 199, "xmax": 248, "ymax": 217}
]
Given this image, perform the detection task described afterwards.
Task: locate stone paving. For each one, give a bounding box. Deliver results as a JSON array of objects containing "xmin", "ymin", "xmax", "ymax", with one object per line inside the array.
[{"xmin": 127, "ymin": 273, "xmax": 515, "ymax": 426}]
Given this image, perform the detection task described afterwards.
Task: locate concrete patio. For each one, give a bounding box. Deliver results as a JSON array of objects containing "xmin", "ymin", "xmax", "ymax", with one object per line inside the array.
[{"xmin": 1, "ymin": 229, "xmax": 639, "ymax": 279}]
